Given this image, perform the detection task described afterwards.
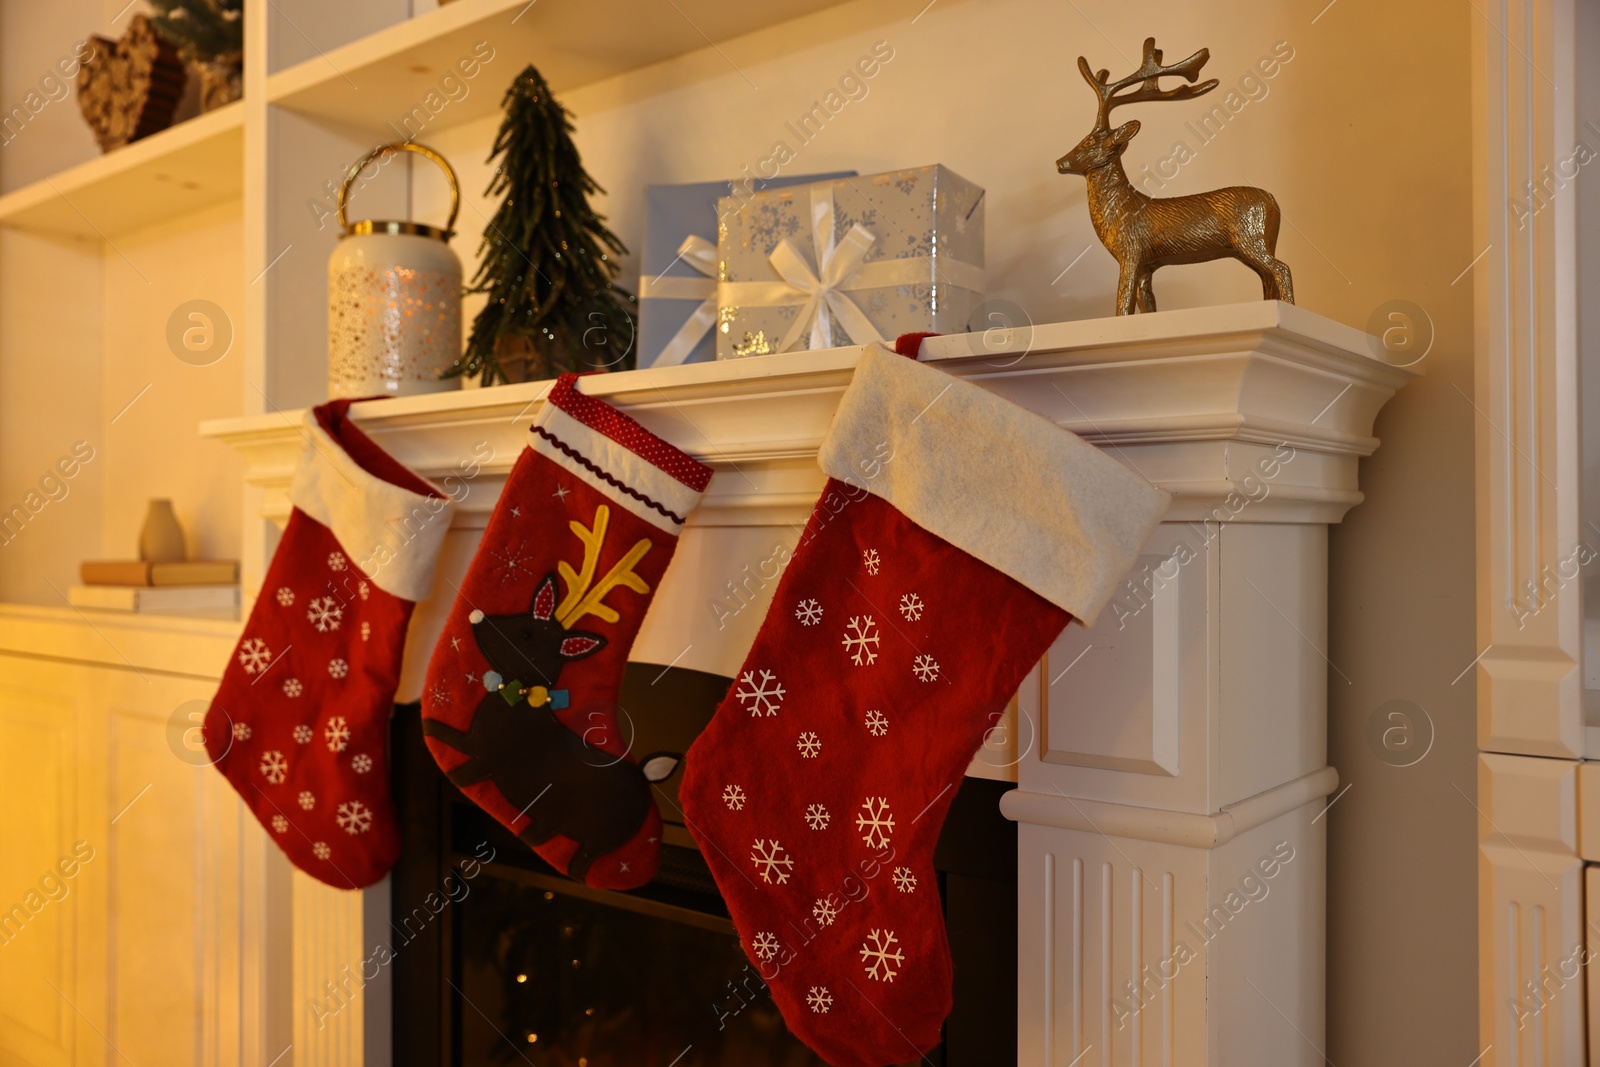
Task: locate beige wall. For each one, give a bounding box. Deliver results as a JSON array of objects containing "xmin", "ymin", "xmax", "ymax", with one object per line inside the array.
[
  {"xmin": 0, "ymin": 0, "xmax": 245, "ymax": 605},
  {"xmin": 429, "ymin": 0, "xmax": 1477, "ymax": 1060}
]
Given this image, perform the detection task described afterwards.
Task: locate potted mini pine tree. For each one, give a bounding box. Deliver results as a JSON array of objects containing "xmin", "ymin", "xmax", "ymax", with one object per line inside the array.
[{"xmin": 448, "ymin": 64, "xmax": 636, "ymax": 385}]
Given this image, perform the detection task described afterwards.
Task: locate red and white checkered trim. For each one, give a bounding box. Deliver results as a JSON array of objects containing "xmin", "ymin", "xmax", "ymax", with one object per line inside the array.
[
  {"xmin": 532, "ymin": 375, "xmax": 713, "ymax": 533},
  {"xmin": 547, "ymin": 375, "xmax": 713, "ymax": 492}
]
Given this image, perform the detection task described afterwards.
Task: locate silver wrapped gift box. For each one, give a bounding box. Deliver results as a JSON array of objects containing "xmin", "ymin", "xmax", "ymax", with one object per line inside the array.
[{"xmin": 715, "ymin": 165, "xmax": 986, "ymax": 358}]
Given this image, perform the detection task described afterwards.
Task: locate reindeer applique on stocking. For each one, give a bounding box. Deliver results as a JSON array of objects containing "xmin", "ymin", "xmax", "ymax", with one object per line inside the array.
[{"xmin": 421, "ymin": 374, "xmax": 712, "ymax": 890}]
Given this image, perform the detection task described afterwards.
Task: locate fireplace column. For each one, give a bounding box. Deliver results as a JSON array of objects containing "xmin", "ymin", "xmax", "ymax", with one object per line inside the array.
[{"xmin": 999, "ymin": 311, "xmax": 1409, "ymax": 1066}]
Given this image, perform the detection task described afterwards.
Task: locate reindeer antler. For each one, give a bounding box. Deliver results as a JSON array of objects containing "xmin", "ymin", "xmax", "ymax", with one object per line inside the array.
[
  {"xmin": 555, "ymin": 504, "xmax": 652, "ymax": 628},
  {"xmin": 1078, "ymin": 37, "xmax": 1218, "ymax": 129}
]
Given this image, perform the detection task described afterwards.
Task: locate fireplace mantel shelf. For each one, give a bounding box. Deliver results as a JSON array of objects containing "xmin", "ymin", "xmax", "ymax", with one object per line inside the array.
[{"xmin": 202, "ymin": 301, "xmax": 1414, "ymax": 528}]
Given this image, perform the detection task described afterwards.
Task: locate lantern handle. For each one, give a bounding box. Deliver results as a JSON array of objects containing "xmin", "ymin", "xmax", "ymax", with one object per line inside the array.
[{"xmin": 337, "ymin": 142, "xmax": 460, "ymax": 237}]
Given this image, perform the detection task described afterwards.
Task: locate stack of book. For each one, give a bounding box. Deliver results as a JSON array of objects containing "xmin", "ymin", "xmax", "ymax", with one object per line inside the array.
[{"xmin": 70, "ymin": 560, "xmax": 240, "ymax": 615}]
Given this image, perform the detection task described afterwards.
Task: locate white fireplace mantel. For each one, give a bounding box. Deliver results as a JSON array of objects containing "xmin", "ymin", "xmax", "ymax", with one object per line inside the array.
[
  {"xmin": 205, "ymin": 300, "xmax": 1406, "ymax": 532},
  {"xmin": 201, "ymin": 300, "xmax": 1411, "ymax": 1067}
]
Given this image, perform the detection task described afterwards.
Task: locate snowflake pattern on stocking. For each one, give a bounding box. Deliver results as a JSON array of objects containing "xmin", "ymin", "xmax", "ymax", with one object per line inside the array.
[
  {"xmin": 856, "ymin": 796, "xmax": 895, "ymax": 849},
  {"xmin": 860, "ymin": 928, "xmax": 904, "ymax": 982},
  {"xmin": 232, "ymin": 722, "xmax": 252, "ymax": 741},
  {"xmin": 862, "ymin": 548, "xmax": 881, "ymax": 575},
  {"xmin": 282, "ymin": 678, "xmax": 303, "ymax": 698},
  {"xmin": 805, "ymin": 803, "xmax": 830, "ymax": 830},
  {"xmin": 325, "ymin": 716, "xmax": 349, "ymax": 752},
  {"xmin": 351, "ymin": 753, "xmax": 372, "ymax": 774},
  {"xmin": 807, "ymin": 987, "xmax": 833, "ymax": 1014},
  {"xmin": 865, "ymin": 709, "xmax": 889, "ymax": 737},
  {"xmin": 841, "ymin": 615, "xmax": 880, "ymax": 666},
  {"xmin": 357, "ymin": 580, "xmax": 369, "ymax": 600},
  {"xmin": 259, "ymin": 750, "xmax": 287, "ymax": 784},
  {"xmin": 297, "ymin": 791, "xmax": 316, "ymax": 811},
  {"xmin": 893, "ymin": 867, "xmax": 918, "ymax": 893},
  {"xmin": 275, "ymin": 587, "xmax": 294, "ymax": 607},
  {"xmin": 899, "ymin": 592, "xmax": 923, "ymax": 621},
  {"xmin": 293, "ymin": 725, "xmax": 313, "ymax": 744},
  {"xmin": 722, "ymin": 784, "xmax": 746, "ymax": 810},
  {"xmin": 794, "ymin": 598, "xmax": 823, "ymax": 626},
  {"xmin": 912, "ymin": 654, "xmax": 941, "ymax": 682},
  {"xmin": 312, "ymin": 841, "xmax": 331, "ymax": 860},
  {"xmin": 237, "ymin": 638, "xmax": 271, "ymax": 675},
  {"xmin": 751, "ymin": 931, "xmax": 780, "ymax": 961},
  {"xmin": 327, "ymin": 552, "xmax": 346, "ymax": 572},
  {"xmin": 306, "ymin": 596, "xmax": 343, "ymax": 633},
  {"xmin": 427, "ymin": 682, "xmax": 452, "ymax": 709},
  {"xmin": 750, "ymin": 839, "xmax": 794, "ymax": 884},
  {"xmin": 735, "ymin": 669, "xmax": 786, "ymax": 717},
  {"xmin": 796, "ymin": 731, "xmax": 821, "ymax": 758},
  {"xmin": 812, "ymin": 898, "xmax": 839, "ymax": 926},
  {"xmin": 336, "ymin": 800, "xmax": 372, "ymax": 835},
  {"xmin": 270, "ymin": 815, "xmax": 288, "ymax": 833},
  {"xmin": 328, "ymin": 658, "xmax": 349, "ymax": 679},
  {"xmin": 359, "ymin": 621, "xmax": 370, "ymax": 642},
  {"xmin": 489, "ymin": 541, "xmax": 538, "ymax": 585}
]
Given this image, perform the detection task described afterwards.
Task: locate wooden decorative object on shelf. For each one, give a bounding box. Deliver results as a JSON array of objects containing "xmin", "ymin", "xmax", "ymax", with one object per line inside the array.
[
  {"xmin": 193, "ymin": 53, "xmax": 242, "ymax": 111},
  {"xmin": 76, "ymin": 14, "xmax": 187, "ymax": 153},
  {"xmin": 1057, "ymin": 37, "xmax": 1294, "ymax": 315}
]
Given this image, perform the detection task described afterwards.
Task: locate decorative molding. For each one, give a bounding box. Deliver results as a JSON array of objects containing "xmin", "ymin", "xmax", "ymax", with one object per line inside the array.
[
  {"xmin": 293, "ymin": 872, "xmax": 367, "ymax": 1067},
  {"xmin": 1473, "ymin": 0, "xmax": 1584, "ymax": 758},
  {"xmin": 1039, "ymin": 550, "xmax": 1183, "ymax": 777},
  {"xmin": 202, "ymin": 301, "xmax": 1414, "ymax": 531},
  {"xmin": 1001, "ymin": 766, "xmax": 1337, "ymax": 849},
  {"xmin": 1478, "ymin": 753, "xmax": 1584, "ymax": 1059},
  {"xmin": 1472, "ymin": 0, "xmax": 1588, "ymax": 1059}
]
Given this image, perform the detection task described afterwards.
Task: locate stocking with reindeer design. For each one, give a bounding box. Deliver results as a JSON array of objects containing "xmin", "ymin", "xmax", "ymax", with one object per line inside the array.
[{"xmin": 421, "ymin": 373, "xmax": 712, "ymax": 890}]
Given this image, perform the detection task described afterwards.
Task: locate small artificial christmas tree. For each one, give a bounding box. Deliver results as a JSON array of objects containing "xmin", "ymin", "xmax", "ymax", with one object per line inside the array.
[{"xmin": 449, "ymin": 64, "xmax": 636, "ymax": 385}]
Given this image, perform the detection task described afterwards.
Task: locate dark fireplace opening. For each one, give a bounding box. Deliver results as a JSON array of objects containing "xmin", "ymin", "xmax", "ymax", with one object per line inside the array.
[{"xmin": 391, "ymin": 664, "xmax": 1017, "ymax": 1066}]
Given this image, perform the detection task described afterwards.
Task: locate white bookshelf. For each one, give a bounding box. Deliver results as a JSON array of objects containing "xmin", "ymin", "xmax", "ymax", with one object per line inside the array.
[
  {"xmin": 266, "ymin": 0, "xmax": 851, "ymax": 131},
  {"xmin": 0, "ymin": 100, "xmax": 243, "ymax": 238}
]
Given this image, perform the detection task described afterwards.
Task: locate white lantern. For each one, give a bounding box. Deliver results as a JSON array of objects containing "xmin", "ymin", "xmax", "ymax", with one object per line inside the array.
[{"xmin": 328, "ymin": 142, "xmax": 463, "ymax": 398}]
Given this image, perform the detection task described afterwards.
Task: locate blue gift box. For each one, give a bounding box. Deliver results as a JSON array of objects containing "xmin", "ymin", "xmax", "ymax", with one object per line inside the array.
[{"xmin": 637, "ymin": 172, "xmax": 855, "ymax": 369}]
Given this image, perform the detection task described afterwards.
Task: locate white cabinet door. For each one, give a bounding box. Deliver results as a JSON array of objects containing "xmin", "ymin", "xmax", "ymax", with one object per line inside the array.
[{"xmin": 0, "ymin": 656, "xmax": 247, "ymax": 1066}]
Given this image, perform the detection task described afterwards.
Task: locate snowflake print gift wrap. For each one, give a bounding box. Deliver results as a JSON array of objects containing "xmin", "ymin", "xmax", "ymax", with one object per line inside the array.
[
  {"xmin": 678, "ymin": 344, "xmax": 1169, "ymax": 1067},
  {"xmin": 205, "ymin": 399, "xmax": 455, "ymax": 890}
]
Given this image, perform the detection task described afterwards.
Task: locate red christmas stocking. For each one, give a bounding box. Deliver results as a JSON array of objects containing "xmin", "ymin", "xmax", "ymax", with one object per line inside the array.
[
  {"xmin": 421, "ymin": 374, "xmax": 713, "ymax": 891},
  {"xmin": 206, "ymin": 400, "xmax": 454, "ymax": 890},
  {"xmin": 678, "ymin": 345, "xmax": 1168, "ymax": 1067}
]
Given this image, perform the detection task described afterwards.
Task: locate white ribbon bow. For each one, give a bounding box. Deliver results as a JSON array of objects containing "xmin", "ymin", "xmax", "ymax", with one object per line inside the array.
[
  {"xmin": 637, "ymin": 234, "xmax": 719, "ymax": 367},
  {"xmin": 767, "ymin": 187, "xmax": 883, "ymax": 352},
  {"xmin": 719, "ymin": 183, "xmax": 983, "ymax": 354}
]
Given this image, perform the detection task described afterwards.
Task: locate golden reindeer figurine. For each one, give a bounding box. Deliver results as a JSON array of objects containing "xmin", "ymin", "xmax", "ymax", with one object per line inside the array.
[{"xmin": 1057, "ymin": 38, "xmax": 1294, "ymax": 315}]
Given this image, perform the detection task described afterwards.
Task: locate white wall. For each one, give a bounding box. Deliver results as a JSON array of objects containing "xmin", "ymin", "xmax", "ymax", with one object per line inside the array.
[{"xmin": 433, "ymin": 0, "xmax": 1480, "ymax": 1061}]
